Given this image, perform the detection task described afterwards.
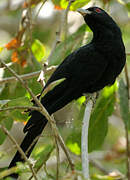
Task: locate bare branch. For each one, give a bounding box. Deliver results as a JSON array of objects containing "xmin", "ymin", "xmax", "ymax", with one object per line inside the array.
[
  {"xmin": 54, "ymin": 137, "xmax": 60, "ymax": 180},
  {"xmin": 81, "ymin": 94, "xmax": 96, "ymax": 179},
  {"xmin": 34, "ymin": 0, "xmax": 48, "ymax": 21},
  {"xmin": 0, "ymin": 66, "xmax": 57, "ymax": 84}
]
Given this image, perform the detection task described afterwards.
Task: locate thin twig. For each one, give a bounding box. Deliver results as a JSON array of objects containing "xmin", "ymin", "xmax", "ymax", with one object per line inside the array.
[
  {"xmin": 0, "ymin": 125, "xmax": 37, "ymax": 180},
  {"xmin": 34, "ymin": 0, "xmax": 48, "ymax": 21},
  {"xmin": 57, "ymin": 133, "xmax": 74, "ymax": 170},
  {"xmin": 54, "ymin": 137, "xmax": 60, "ymax": 180},
  {"xmin": 0, "ymin": 66, "xmax": 57, "ymax": 84},
  {"xmin": 0, "ymin": 58, "xmax": 74, "ymax": 171},
  {"xmin": 0, "ymin": 106, "xmax": 40, "ymax": 112},
  {"xmin": 26, "ymin": 135, "xmax": 40, "ymax": 156}
]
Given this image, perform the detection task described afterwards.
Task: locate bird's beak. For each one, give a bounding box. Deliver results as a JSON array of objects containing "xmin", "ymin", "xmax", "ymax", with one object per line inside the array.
[{"xmin": 77, "ymin": 8, "xmax": 91, "ymax": 17}]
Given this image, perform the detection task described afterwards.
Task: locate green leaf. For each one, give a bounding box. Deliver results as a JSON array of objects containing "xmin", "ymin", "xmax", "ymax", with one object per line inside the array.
[
  {"xmin": 0, "ymin": 113, "xmax": 13, "ymax": 145},
  {"xmin": 60, "ymin": 0, "xmax": 90, "ymax": 11},
  {"xmin": 66, "ymin": 104, "xmax": 85, "ymax": 154},
  {"xmin": 7, "ymin": 97, "xmax": 32, "ymax": 107},
  {"xmin": 67, "ymin": 142, "xmax": 80, "ymax": 155},
  {"xmin": 88, "ymin": 84, "xmax": 116, "ymax": 152},
  {"xmin": 66, "ymin": 84, "xmax": 116, "ymax": 154},
  {"xmin": 118, "ymin": 79, "xmax": 130, "ymax": 129},
  {"xmin": 34, "ymin": 145, "xmax": 54, "ymax": 169},
  {"xmin": 31, "ymin": 39, "xmax": 45, "ymax": 62}
]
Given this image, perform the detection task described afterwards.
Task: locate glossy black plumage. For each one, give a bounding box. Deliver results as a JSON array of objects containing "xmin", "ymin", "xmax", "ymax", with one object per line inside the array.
[{"xmin": 9, "ymin": 7, "xmax": 126, "ymax": 178}]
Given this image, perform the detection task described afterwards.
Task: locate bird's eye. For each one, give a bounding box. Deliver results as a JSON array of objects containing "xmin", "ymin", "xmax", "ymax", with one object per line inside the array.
[{"xmin": 95, "ymin": 8, "xmax": 101, "ymax": 13}]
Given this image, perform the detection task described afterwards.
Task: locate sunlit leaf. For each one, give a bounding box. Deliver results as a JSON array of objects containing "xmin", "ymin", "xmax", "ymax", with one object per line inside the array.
[
  {"xmin": 102, "ymin": 81, "xmax": 118, "ymax": 98},
  {"xmin": 7, "ymin": 97, "xmax": 32, "ymax": 107},
  {"xmin": 77, "ymin": 96, "xmax": 86, "ymax": 105},
  {"xmin": 67, "ymin": 142, "xmax": 80, "ymax": 155},
  {"xmin": 31, "ymin": 39, "xmax": 45, "ymax": 62},
  {"xmin": 53, "ymin": 0, "xmax": 90, "ymax": 11},
  {"xmin": 61, "ymin": 0, "xmax": 90, "ymax": 11}
]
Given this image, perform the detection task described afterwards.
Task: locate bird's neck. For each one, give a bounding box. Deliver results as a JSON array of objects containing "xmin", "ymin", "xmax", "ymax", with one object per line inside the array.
[
  {"xmin": 92, "ymin": 27, "xmax": 122, "ymax": 53},
  {"xmin": 92, "ymin": 24, "xmax": 121, "ymax": 44}
]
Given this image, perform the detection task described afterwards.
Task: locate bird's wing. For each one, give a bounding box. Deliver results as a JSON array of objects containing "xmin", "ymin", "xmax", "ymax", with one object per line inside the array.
[{"xmin": 42, "ymin": 44, "xmax": 108, "ymax": 93}]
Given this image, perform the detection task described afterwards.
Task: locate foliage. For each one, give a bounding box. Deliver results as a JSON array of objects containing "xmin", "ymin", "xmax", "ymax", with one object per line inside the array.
[{"xmin": 0, "ymin": 0, "xmax": 129, "ymax": 179}]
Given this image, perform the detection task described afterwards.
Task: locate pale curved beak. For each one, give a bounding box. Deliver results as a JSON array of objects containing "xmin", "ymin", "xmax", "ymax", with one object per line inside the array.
[{"xmin": 77, "ymin": 8, "xmax": 91, "ymax": 17}]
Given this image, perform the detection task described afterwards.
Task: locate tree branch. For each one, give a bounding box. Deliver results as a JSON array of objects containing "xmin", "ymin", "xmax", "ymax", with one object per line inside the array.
[
  {"xmin": 0, "ymin": 66, "xmax": 57, "ymax": 84},
  {"xmin": 81, "ymin": 94, "xmax": 96, "ymax": 179}
]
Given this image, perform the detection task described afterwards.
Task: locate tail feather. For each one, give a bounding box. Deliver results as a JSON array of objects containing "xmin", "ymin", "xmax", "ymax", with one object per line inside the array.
[{"xmin": 8, "ymin": 80, "xmax": 81, "ymax": 178}]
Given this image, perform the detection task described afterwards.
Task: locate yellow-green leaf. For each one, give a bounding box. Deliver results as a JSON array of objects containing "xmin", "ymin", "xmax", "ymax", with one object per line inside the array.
[
  {"xmin": 31, "ymin": 39, "xmax": 45, "ymax": 62},
  {"xmin": 60, "ymin": 0, "xmax": 90, "ymax": 11}
]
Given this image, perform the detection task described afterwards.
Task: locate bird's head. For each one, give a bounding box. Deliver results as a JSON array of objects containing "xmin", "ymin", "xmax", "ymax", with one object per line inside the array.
[{"xmin": 77, "ymin": 7, "xmax": 121, "ymax": 36}]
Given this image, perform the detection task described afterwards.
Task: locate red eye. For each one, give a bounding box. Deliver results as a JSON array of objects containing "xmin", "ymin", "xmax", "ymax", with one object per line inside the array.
[{"xmin": 95, "ymin": 8, "xmax": 101, "ymax": 13}]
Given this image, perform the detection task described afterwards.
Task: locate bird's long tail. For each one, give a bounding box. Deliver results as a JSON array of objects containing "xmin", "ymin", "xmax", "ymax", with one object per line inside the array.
[{"xmin": 8, "ymin": 80, "xmax": 81, "ymax": 178}]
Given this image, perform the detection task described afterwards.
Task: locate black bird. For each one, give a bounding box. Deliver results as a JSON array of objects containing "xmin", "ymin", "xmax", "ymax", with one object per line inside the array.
[{"xmin": 9, "ymin": 7, "xmax": 126, "ymax": 178}]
